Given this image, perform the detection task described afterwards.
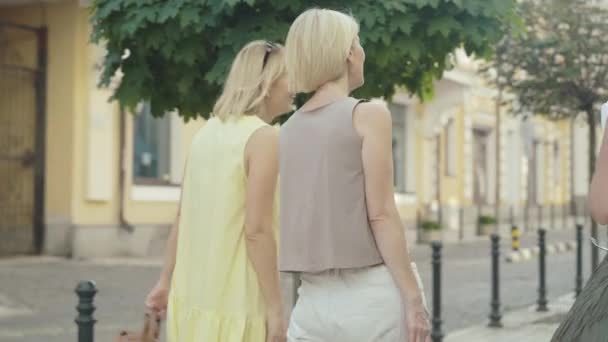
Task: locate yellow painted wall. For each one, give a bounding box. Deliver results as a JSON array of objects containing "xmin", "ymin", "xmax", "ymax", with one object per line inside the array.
[
  {"xmin": 555, "ymin": 119, "xmax": 571, "ymax": 205},
  {"xmin": 556, "ymin": 120, "xmax": 571, "ymax": 204},
  {"xmin": 396, "ymin": 204, "xmax": 417, "ymax": 226},
  {"xmin": 413, "ymin": 104, "xmax": 429, "ymax": 214},
  {"xmin": 70, "ymin": 7, "xmax": 121, "ymax": 225},
  {"xmin": 0, "ymin": 2, "xmax": 79, "ymax": 222},
  {"xmin": 46, "ymin": 5, "xmax": 207, "ymax": 226},
  {"xmin": 413, "ymin": 110, "xmax": 426, "ymax": 218},
  {"xmin": 529, "ymin": 116, "xmax": 572, "ymax": 206}
]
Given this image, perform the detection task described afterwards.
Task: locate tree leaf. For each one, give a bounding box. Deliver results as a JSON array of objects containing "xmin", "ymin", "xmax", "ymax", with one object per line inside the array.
[{"xmin": 428, "ymin": 16, "xmax": 462, "ymax": 37}]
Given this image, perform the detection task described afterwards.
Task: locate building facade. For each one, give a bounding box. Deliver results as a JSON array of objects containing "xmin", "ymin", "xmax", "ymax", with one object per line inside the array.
[
  {"xmin": 386, "ymin": 50, "xmax": 581, "ymax": 241},
  {"xmin": 0, "ymin": 0, "xmax": 594, "ymax": 258},
  {"xmin": 0, "ymin": 1, "xmax": 201, "ymax": 258}
]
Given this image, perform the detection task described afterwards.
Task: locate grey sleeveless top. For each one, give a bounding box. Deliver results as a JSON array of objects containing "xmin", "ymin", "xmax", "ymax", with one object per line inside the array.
[{"xmin": 279, "ymin": 97, "xmax": 383, "ymax": 272}]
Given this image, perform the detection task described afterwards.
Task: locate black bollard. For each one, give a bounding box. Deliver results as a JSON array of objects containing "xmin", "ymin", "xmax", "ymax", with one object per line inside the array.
[
  {"xmin": 431, "ymin": 241, "xmax": 444, "ymax": 342},
  {"xmin": 75, "ymin": 280, "xmax": 97, "ymax": 342},
  {"xmin": 575, "ymin": 224, "xmax": 583, "ymax": 297},
  {"xmin": 488, "ymin": 234, "xmax": 503, "ymax": 327},
  {"xmin": 511, "ymin": 226, "xmax": 520, "ymax": 251},
  {"xmin": 537, "ymin": 229, "xmax": 549, "ymax": 312}
]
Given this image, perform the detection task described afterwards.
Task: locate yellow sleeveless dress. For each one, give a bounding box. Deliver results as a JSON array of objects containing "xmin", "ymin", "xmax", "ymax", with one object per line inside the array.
[{"xmin": 167, "ymin": 115, "xmax": 277, "ymax": 342}]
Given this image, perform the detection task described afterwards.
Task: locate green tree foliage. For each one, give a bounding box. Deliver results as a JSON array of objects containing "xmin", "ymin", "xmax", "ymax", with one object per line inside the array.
[{"xmin": 91, "ymin": 0, "xmax": 518, "ymax": 120}]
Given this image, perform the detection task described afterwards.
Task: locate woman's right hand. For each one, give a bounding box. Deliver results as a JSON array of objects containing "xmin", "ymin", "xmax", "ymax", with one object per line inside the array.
[
  {"xmin": 145, "ymin": 280, "xmax": 170, "ymax": 318},
  {"xmin": 266, "ymin": 309, "xmax": 287, "ymax": 342},
  {"xmin": 405, "ymin": 298, "xmax": 431, "ymax": 342}
]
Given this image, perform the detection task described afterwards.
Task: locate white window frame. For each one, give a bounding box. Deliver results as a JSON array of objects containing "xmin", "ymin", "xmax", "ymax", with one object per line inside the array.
[{"xmin": 131, "ymin": 185, "xmax": 181, "ymax": 202}]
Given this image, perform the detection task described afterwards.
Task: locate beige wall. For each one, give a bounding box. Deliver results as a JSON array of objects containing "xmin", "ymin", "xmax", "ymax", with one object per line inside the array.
[
  {"xmin": 557, "ymin": 120, "xmax": 571, "ymax": 204},
  {"xmin": 542, "ymin": 118, "xmax": 571, "ymax": 205}
]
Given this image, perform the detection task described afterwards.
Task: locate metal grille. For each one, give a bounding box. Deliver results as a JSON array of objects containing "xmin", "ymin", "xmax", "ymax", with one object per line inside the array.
[{"xmin": 0, "ymin": 22, "xmax": 45, "ymax": 256}]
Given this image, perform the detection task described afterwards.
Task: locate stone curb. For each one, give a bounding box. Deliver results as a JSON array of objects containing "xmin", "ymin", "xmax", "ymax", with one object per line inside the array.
[{"xmin": 506, "ymin": 240, "xmax": 575, "ymax": 263}]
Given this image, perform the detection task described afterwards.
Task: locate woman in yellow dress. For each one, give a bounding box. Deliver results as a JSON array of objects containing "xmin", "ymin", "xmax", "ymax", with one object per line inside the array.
[{"xmin": 145, "ymin": 40, "xmax": 294, "ymax": 342}]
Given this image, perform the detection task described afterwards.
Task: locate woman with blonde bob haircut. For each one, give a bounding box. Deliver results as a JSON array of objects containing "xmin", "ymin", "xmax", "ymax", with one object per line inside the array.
[
  {"xmin": 280, "ymin": 9, "xmax": 430, "ymax": 342},
  {"xmin": 146, "ymin": 40, "xmax": 294, "ymax": 342}
]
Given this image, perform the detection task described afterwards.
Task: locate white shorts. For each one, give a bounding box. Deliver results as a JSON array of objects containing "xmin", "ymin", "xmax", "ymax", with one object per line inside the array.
[{"xmin": 287, "ymin": 263, "xmax": 426, "ymax": 342}]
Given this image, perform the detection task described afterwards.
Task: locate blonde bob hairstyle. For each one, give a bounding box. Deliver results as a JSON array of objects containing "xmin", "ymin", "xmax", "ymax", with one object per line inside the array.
[
  {"xmin": 285, "ymin": 8, "xmax": 359, "ymax": 94},
  {"xmin": 212, "ymin": 40, "xmax": 285, "ymax": 120}
]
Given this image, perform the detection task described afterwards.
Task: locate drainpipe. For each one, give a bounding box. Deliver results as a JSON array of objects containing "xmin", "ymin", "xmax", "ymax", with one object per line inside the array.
[{"xmin": 119, "ymin": 109, "xmax": 134, "ymax": 232}]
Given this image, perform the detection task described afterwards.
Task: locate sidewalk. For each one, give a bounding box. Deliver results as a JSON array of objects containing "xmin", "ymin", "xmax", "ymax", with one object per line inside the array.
[
  {"xmin": 445, "ymin": 293, "xmax": 574, "ymax": 342},
  {"xmin": 0, "ymin": 245, "xmax": 581, "ymax": 341}
]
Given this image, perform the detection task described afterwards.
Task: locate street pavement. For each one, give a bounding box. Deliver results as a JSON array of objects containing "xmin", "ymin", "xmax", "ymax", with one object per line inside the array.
[
  {"xmin": 0, "ymin": 224, "xmax": 603, "ymax": 342},
  {"xmin": 445, "ymin": 292, "xmax": 575, "ymax": 342}
]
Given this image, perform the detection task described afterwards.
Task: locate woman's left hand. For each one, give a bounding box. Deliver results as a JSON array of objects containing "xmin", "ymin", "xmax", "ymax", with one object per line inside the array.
[
  {"xmin": 405, "ymin": 299, "xmax": 431, "ymax": 342},
  {"xmin": 145, "ymin": 280, "xmax": 170, "ymax": 319}
]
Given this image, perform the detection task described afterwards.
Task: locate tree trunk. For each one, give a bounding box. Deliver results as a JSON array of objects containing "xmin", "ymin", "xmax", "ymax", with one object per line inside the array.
[{"xmin": 587, "ymin": 109, "xmax": 599, "ymax": 272}]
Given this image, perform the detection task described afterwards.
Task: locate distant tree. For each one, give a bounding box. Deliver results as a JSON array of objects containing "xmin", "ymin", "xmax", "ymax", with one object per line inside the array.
[
  {"xmin": 485, "ymin": 3, "xmax": 608, "ymax": 338},
  {"xmin": 496, "ymin": 0, "xmax": 608, "ymax": 181},
  {"xmin": 489, "ymin": 0, "xmax": 608, "ymax": 272}
]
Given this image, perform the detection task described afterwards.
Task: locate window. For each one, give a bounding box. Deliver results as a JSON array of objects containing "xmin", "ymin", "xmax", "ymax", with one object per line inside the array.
[
  {"xmin": 389, "ymin": 103, "xmax": 407, "ymax": 193},
  {"xmin": 444, "ymin": 118, "xmax": 456, "ymax": 176},
  {"xmin": 133, "ymin": 102, "xmax": 173, "ymax": 184}
]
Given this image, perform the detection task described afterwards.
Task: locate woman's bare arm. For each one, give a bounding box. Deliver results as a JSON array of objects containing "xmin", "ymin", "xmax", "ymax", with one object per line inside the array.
[
  {"xmin": 589, "ymin": 128, "xmax": 608, "ymax": 224},
  {"xmin": 244, "ymin": 126, "xmax": 284, "ymax": 316}
]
